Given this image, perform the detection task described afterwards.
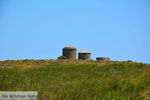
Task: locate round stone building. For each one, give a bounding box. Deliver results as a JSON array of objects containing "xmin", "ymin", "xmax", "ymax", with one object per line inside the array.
[
  {"xmin": 78, "ymin": 49, "xmax": 91, "ymax": 60},
  {"xmin": 62, "ymin": 45, "xmax": 77, "ymax": 59}
]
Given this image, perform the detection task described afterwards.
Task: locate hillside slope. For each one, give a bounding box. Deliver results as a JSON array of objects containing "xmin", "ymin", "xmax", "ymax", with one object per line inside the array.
[{"xmin": 0, "ymin": 60, "xmax": 150, "ymax": 100}]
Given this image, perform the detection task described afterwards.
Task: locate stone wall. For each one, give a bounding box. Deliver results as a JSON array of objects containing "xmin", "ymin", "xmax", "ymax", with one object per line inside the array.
[
  {"xmin": 78, "ymin": 53, "xmax": 91, "ymax": 60},
  {"xmin": 63, "ymin": 48, "xmax": 77, "ymax": 59}
]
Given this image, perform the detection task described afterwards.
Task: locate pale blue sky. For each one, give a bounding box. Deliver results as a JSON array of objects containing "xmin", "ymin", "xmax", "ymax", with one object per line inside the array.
[{"xmin": 0, "ymin": 0, "xmax": 150, "ymax": 63}]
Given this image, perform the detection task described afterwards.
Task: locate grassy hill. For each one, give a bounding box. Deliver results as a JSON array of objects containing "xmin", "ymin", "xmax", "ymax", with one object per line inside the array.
[{"xmin": 0, "ymin": 60, "xmax": 150, "ymax": 100}]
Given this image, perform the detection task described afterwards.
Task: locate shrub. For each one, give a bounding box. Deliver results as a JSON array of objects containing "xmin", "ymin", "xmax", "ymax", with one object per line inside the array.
[{"xmin": 57, "ymin": 56, "xmax": 67, "ymax": 59}]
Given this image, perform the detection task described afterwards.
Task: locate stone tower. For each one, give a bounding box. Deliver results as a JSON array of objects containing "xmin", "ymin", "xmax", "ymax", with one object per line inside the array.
[
  {"xmin": 62, "ymin": 45, "xmax": 77, "ymax": 59},
  {"xmin": 78, "ymin": 49, "xmax": 91, "ymax": 60}
]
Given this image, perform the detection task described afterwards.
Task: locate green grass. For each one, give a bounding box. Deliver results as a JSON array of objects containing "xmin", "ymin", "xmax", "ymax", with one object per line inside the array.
[{"xmin": 0, "ymin": 60, "xmax": 150, "ymax": 100}]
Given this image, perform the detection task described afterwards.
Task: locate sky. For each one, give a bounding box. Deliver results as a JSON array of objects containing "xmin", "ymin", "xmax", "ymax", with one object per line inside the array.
[{"xmin": 0, "ymin": 0, "xmax": 150, "ymax": 63}]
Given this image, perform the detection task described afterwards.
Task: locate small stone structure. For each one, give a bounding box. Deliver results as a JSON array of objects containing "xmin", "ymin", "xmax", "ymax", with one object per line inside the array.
[
  {"xmin": 62, "ymin": 45, "xmax": 77, "ymax": 59},
  {"xmin": 78, "ymin": 49, "xmax": 91, "ymax": 60},
  {"xmin": 96, "ymin": 57, "xmax": 111, "ymax": 61}
]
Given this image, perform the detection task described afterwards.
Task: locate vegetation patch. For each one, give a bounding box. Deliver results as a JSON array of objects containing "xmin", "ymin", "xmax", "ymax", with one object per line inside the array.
[{"xmin": 0, "ymin": 60, "xmax": 150, "ymax": 100}]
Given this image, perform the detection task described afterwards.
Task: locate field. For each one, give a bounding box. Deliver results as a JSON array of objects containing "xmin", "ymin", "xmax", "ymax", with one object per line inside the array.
[{"xmin": 0, "ymin": 60, "xmax": 150, "ymax": 100}]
